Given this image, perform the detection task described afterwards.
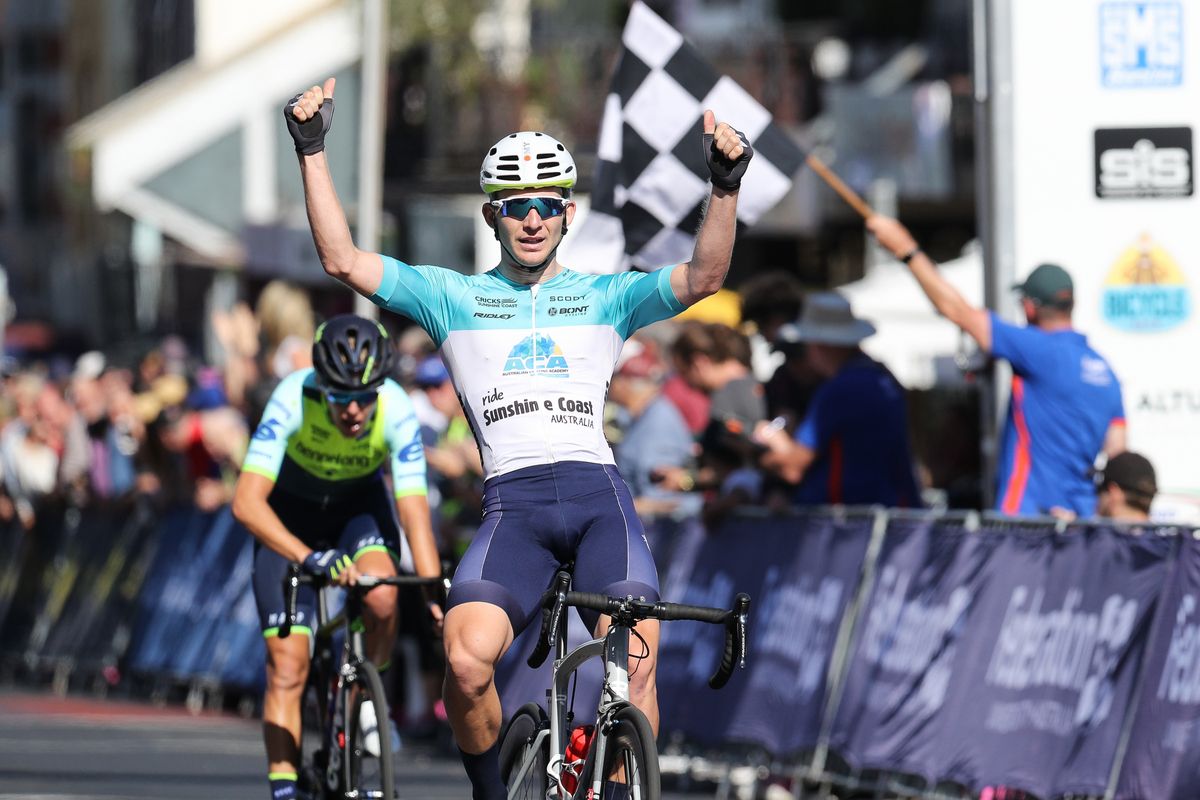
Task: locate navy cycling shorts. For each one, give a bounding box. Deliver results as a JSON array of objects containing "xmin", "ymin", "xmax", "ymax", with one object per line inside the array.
[
  {"xmin": 253, "ymin": 482, "xmax": 402, "ymax": 637},
  {"xmin": 446, "ymin": 461, "xmax": 659, "ymax": 635}
]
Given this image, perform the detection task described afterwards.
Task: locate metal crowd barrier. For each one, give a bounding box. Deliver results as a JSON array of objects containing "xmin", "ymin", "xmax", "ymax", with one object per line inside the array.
[{"xmin": 4, "ymin": 501, "xmax": 1199, "ymax": 799}]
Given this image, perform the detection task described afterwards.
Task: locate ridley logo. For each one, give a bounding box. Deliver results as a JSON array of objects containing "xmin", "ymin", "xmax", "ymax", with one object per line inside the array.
[
  {"xmin": 474, "ymin": 312, "xmax": 515, "ymax": 319},
  {"xmin": 1095, "ymin": 127, "xmax": 1192, "ymax": 199}
]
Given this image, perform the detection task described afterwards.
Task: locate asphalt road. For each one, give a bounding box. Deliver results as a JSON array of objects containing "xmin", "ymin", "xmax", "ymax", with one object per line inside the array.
[{"xmin": 0, "ymin": 691, "xmax": 706, "ymax": 800}]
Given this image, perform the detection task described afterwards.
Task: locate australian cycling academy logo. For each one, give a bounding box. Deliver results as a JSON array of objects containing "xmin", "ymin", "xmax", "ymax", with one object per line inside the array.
[{"xmin": 503, "ymin": 334, "xmax": 570, "ymax": 378}]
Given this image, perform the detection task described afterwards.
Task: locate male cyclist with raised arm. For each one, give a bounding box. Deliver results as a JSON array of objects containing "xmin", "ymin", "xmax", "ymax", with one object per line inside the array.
[
  {"xmin": 232, "ymin": 314, "xmax": 443, "ymax": 800},
  {"xmin": 284, "ymin": 77, "xmax": 752, "ymax": 800}
]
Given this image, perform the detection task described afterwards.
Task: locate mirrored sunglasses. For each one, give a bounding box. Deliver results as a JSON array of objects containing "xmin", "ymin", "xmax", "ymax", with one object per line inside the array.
[
  {"xmin": 491, "ymin": 197, "xmax": 566, "ymax": 220},
  {"xmin": 325, "ymin": 388, "xmax": 378, "ymax": 407}
]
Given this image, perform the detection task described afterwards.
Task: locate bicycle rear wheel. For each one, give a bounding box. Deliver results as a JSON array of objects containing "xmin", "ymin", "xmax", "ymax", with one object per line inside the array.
[
  {"xmin": 499, "ymin": 702, "xmax": 549, "ymax": 799},
  {"xmin": 344, "ymin": 660, "xmax": 396, "ymax": 800},
  {"xmin": 576, "ymin": 703, "xmax": 660, "ymax": 800}
]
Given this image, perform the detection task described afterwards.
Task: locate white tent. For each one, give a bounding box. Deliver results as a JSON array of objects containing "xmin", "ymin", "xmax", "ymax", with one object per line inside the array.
[{"xmin": 838, "ymin": 241, "xmax": 985, "ymax": 390}]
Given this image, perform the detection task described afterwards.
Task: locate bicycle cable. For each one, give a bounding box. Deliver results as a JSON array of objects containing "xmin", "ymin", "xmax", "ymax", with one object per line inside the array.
[{"xmin": 628, "ymin": 627, "xmax": 650, "ymax": 678}]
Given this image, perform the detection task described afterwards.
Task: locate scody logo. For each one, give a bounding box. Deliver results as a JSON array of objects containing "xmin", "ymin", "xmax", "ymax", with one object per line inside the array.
[
  {"xmin": 502, "ymin": 334, "xmax": 569, "ymax": 378},
  {"xmin": 1095, "ymin": 127, "xmax": 1192, "ymax": 199},
  {"xmin": 1102, "ymin": 233, "xmax": 1191, "ymax": 332}
]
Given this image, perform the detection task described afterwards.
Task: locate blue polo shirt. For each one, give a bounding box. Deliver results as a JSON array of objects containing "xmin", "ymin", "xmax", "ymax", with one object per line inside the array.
[
  {"xmin": 990, "ymin": 313, "xmax": 1125, "ymax": 517},
  {"xmin": 793, "ymin": 355, "xmax": 921, "ymax": 508}
]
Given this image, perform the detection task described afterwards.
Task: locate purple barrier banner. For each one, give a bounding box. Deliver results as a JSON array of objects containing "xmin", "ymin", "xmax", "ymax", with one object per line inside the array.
[
  {"xmin": 1117, "ymin": 534, "xmax": 1200, "ymax": 800},
  {"xmin": 943, "ymin": 526, "xmax": 1170, "ymax": 798},
  {"xmin": 830, "ymin": 516, "xmax": 994, "ymax": 777},
  {"xmin": 831, "ymin": 521, "xmax": 1170, "ymax": 797},
  {"xmin": 656, "ymin": 512, "xmax": 874, "ymax": 750}
]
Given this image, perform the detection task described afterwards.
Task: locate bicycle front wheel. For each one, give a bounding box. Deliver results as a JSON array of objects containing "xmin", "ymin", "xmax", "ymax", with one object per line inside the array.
[
  {"xmin": 577, "ymin": 703, "xmax": 660, "ymax": 800},
  {"xmin": 344, "ymin": 660, "xmax": 395, "ymax": 800},
  {"xmin": 499, "ymin": 702, "xmax": 549, "ymax": 799}
]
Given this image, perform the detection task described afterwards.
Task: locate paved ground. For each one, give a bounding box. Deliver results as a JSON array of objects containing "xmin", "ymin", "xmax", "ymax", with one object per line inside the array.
[{"xmin": 0, "ymin": 691, "xmax": 706, "ymax": 799}]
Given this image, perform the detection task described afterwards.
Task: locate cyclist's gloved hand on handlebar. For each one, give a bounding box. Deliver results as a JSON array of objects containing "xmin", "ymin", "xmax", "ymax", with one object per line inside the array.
[{"xmin": 303, "ymin": 549, "xmax": 355, "ymax": 584}]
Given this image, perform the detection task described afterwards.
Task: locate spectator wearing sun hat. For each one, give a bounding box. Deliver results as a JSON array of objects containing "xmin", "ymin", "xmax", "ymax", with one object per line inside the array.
[{"xmin": 755, "ymin": 292, "xmax": 921, "ymax": 508}]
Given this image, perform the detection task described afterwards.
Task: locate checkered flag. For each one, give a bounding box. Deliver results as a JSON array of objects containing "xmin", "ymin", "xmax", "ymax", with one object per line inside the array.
[{"xmin": 564, "ymin": 1, "xmax": 806, "ymax": 274}]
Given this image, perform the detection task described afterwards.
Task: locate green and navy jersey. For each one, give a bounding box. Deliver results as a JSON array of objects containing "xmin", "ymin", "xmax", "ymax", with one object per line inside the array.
[
  {"xmin": 241, "ymin": 368, "xmax": 427, "ymax": 503},
  {"xmin": 369, "ymin": 256, "xmax": 686, "ymax": 479}
]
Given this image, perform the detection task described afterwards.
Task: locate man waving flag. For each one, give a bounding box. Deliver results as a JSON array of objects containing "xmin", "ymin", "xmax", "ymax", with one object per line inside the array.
[{"xmin": 565, "ymin": 0, "xmax": 807, "ymax": 274}]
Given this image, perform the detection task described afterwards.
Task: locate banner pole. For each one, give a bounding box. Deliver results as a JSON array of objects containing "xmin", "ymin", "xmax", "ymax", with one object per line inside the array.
[{"xmin": 801, "ymin": 507, "xmax": 890, "ymax": 796}]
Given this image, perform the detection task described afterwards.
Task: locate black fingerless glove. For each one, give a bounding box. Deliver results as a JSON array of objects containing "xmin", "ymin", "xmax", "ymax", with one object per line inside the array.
[
  {"xmin": 702, "ymin": 128, "xmax": 754, "ymax": 191},
  {"xmin": 283, "ymin": 94, "xmax": 335, "ymax": 155}
]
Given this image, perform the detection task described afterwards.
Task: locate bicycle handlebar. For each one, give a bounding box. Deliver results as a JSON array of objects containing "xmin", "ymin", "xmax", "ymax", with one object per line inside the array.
[
  {"xmin": 527, "ymin": 570, "xmax": 751, "ymax": 689},
  {"xmin": 279, "ymin": 562, "xmax": 450, "ymax": 638}
]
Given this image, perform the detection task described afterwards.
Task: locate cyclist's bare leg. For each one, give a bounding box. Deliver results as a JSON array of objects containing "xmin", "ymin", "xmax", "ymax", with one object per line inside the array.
[
  {"xmin": 595, "ymin": 615, "xmax": 660, "ymax": 733},
  {"xmin": 355, "ymin": 549, "xmax": 399, "ymax": 666},
  {"xmin": 264, "ymin": 631, "xmax": 312, "ymax": 774},
  {"xmin": 442, "ymin": 601, "xmax": 514, "ymax": 752}
]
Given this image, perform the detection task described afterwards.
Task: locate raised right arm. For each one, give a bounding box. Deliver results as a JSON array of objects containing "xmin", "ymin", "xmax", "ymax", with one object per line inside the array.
[{"xmin": 288, "ymin": 78, "xmax": 384, "ymax": 297}]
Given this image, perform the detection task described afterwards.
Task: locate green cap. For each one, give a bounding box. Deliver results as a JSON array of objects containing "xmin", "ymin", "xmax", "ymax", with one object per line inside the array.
[{"xmin": 1012, "ymin": 263, "xmax": 1073, "ymax": 307}]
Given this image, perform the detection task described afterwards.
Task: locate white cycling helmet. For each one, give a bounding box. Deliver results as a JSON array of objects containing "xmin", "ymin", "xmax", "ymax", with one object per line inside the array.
[{"xmin": 479, "ymin": 131, "xmax": 577, "ymax": 197}]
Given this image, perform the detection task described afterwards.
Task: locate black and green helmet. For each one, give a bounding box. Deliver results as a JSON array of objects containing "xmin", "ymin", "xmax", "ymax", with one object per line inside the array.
[{"xmin": 312, "ymin": 314, "xmax": 395, "ymax": 392}]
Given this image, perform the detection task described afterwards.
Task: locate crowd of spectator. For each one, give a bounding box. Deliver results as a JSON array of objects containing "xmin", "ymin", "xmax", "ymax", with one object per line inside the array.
[{"xmin": 0, "ymin": 259, "xmax": 1162, "ymax": 547}]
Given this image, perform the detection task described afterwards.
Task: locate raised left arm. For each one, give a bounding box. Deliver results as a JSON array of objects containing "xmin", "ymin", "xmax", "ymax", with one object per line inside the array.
[{"xmin": 671, "ymin": 110, "xmax": 752, "ymax": 307}]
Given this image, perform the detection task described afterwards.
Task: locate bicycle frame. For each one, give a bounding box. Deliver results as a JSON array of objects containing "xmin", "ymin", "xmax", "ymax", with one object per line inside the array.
[
  {"xmin": 538, "ymin": 619, "xmax": 632, "ymax": 798},
  {"xmin": 282, "ymin": 565, "xmax": 448, "ymax": 799},
  {"xmin": 505, "ymin": 572, "xmax": 750, "ymax": 800}
]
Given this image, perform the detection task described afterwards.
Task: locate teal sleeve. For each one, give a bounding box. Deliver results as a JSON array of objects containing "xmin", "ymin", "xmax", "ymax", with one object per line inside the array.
[
  {"xmin": 369, "ymin": 255, "xmax": 456, "ymax": 345},
  {"xmin": 242, "ymin": 372, "xmax": 305, "ymax": 480},
  {"xmin": 381, "ymin": 382, "xmax": 428, "ymax": 497},
  {"xmin": 607, "ymin": 266, "xmax": 687, "ymax": 339}
]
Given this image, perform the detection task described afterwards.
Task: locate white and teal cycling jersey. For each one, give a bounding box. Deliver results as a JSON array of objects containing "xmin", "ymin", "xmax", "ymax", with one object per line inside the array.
[
  {"xmin": 370, "ymin": 256, "xmax": 686, "ymax": 479},
  {"xmin": 242, "ymin": 369, "xmax": 427, "ymax": 503}
]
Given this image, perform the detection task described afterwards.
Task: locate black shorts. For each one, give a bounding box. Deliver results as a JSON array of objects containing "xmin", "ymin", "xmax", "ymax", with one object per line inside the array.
[{"xmin": 253, "ymin": 482, "xmax": 402, "ymax": 637}]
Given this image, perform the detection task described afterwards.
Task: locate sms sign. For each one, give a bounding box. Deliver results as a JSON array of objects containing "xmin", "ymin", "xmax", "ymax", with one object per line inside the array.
[{"xmin": 1100, "ymin": 2, "xmax": 1183, "ymax": 88}]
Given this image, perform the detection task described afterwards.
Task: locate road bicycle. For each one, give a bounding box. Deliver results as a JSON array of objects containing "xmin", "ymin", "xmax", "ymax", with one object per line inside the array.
[
  {"xmin": 280, "ymin": 562, "xmax": 448, "ymax": 800},
  {"xmin": 498, "ymin": 567, "xmax": 750, "ymax": 800}
]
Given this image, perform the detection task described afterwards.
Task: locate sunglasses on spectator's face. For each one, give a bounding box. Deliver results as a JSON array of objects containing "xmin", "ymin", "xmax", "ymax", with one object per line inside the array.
[
  {"xmin": 325, "ymin": 388, "xmax": 378, "ymax": 407},
  {"xmin": 490, "ymin": 197, "xmax": 566, "ymax": 220}
]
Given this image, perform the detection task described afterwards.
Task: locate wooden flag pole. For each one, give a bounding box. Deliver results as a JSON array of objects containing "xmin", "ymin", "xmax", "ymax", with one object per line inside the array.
[{"xmin": 805, "ymin": 154, "xmax": 874, "ymax": 220}]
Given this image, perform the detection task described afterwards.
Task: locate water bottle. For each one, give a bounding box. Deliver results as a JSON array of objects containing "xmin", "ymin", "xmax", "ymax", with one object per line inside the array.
[{"xmin": 560, "ymin": 724, "xmax": 594, "ymax": 794}]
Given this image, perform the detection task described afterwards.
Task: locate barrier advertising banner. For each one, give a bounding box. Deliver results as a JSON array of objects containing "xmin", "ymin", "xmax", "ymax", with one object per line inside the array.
[
  {"xmin": 653, "ymin": 513, "xmax": 874, "ymax": 748},
  {"xmin": 829, "ymin": 516, "xmax": 996, "ymax": 778},
  {"xmin": 1117, "ymin": 533, "xmax": 1200, "ymax": 800},
  {"xmin": 723, "ymin": 513, "xmax": 873, "ymax": 754},
  {"xmin": 933, "ymin": 526, "xmax": 1169, "ymax": 797}
]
